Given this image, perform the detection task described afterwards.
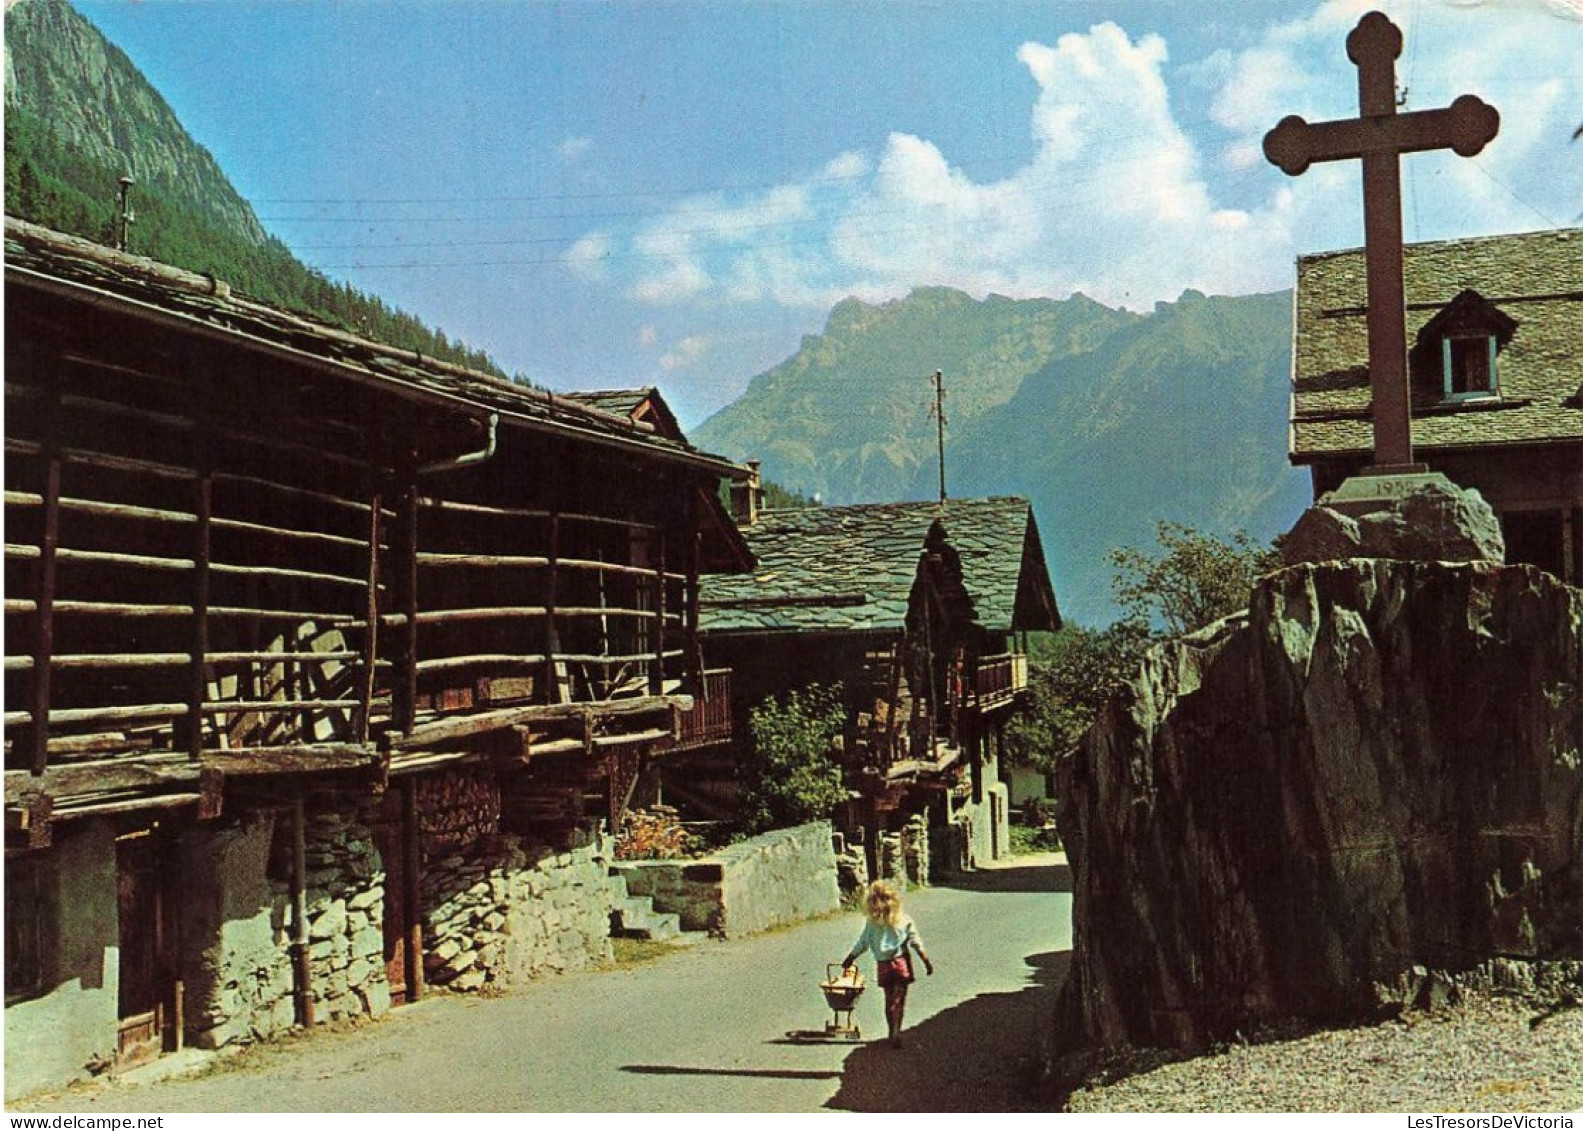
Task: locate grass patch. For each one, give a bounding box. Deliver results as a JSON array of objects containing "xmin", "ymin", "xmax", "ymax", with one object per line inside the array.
[{"xmin": 611, "ymin": 936, "xmax": 680, "ymax": 967}]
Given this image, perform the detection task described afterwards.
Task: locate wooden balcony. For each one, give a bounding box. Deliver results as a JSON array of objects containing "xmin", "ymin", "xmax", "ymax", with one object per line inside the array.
[
  {"xmin": 672, "ymin": 668, "xmax": 733, "ymax": 751},
  {"xmin": 970, "ymin": 651, "xmax": 1028, "ymax": 712}
]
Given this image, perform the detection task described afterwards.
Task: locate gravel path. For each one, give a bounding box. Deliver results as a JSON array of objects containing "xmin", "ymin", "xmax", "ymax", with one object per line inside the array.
[{"xmin": 1064, "ymin": 995, "xmax": 1583, "ymax": 1113}]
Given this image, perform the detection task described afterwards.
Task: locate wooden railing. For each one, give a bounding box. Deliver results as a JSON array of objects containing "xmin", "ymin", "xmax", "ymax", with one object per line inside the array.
[
  {"xmin": 971, "ymin": 652, "xmax": 1028, "ymax": 710},
  {"xmin": 673, "ymin": 668, "xmax": 732, "ymax": 750}
]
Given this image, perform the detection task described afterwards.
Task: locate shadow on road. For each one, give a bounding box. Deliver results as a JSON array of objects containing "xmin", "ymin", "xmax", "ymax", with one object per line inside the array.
[
  {"xmin": 823, "ymin": 949, "xmax": 1071, "ymax": 1112},
  {"xmin": 621, "ymin": 1065, "xmax": 843, "ymax": 1081},
  {"xmin": 935, "ymin": 859, "xmax": 1071, "ymax": 894}
]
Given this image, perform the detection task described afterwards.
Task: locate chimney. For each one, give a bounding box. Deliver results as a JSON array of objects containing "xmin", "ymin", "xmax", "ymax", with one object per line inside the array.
[{"xmin": 730, "ymin": 459, "xmax": 763, "ymax": 526}]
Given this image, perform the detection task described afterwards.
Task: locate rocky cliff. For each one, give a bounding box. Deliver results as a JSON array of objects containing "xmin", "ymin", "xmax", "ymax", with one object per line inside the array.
[
  {"xmin": 1056, "ymin": 559, "xmax": 1583, "ymax": 1051},
  {"xmin": 5, "ymin": 0, "xmax": 267, "ymax": 243}
]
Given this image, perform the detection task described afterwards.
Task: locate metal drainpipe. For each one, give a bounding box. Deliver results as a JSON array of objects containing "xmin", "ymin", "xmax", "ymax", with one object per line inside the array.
[{"xmin": 417, "ymin": 411, "xmax": 498, "ymax": 475}]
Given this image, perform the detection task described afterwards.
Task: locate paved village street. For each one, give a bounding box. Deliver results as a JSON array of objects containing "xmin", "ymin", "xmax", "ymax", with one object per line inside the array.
[{"xmin": 13, "ymin": 854, "xmax": 1070, "ymax": 1114}]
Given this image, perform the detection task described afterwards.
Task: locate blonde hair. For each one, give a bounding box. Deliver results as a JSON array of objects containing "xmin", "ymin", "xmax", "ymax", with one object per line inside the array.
[{"xmin": 865, "ymin": 880, "xmax": 903, "ymax": 928}]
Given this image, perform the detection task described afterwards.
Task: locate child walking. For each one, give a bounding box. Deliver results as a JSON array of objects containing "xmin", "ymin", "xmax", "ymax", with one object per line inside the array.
[{"xmin": 841, "ymin": 880, "xmax": 934, "ymax": 1048}]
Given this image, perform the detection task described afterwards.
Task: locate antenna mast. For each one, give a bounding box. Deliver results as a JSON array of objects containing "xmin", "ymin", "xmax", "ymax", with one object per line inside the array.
[{"xmin": 929, "ymin": 369, "xmax": 947, "ymax": 507}]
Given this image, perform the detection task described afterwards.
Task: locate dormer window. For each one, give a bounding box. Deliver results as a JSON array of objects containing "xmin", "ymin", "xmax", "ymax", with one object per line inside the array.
[
  {"xmin": 1443, "ymin": 333, "xmax": 1497, "ymax": 399},
  {"xmin": 1416, "ymin": 289, "xmax": 1518, "ymax": 405}
]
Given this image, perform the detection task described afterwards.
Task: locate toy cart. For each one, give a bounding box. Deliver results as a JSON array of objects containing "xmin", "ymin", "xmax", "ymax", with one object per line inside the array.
[{"xmin": 787, "ymin": 963, "xmax": 866, "ymax": 1043}]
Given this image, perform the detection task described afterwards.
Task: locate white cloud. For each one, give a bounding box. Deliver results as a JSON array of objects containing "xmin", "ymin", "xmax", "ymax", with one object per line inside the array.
[
  {"xmin": 659, "ymin": 334, "xmax": 710, "ymax": 371},
  {"xmin": 573, "ymin": 2, "xmax": 1581, "ymax": 314},
  {"xmin": 559, "ymin": 136, "xmax": 593, "ymax": 163},
  {"xmin": 563, "ymin": 231, "xmax": 611, "ymax": 280},
  {"xmin": 821, "ymin": 151, "xmax": 870, "ymax": 181},
  {"xmin": 638, "ymin": 324, "xmax": 658, "ymax": 347}
]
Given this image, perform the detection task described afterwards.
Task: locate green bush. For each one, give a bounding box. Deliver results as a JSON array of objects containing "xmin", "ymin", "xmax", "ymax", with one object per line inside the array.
[
  {"xmin": 738, "ymin": 683, "xmax": 848, "ymax": 834},
  {"xmin": 1008, "ymin": 824, "xmax": 1062, "ymax": 855}
]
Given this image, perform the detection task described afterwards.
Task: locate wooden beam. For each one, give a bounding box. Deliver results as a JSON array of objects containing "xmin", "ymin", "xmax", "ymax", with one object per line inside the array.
[
  {"xmin": 28, "ymin": 344, "xmax": 62, "ymax": 775},
  {"xmin": 200, "ymin": 744, "xmax": 379, "ymax": 777},
  {"xmin": 413, "ymin": 653, "xmax": 549, "ymax": 675},
  {"xmin": 6, "ymin": 792, "xmax": 53, "ymax": 849},
  {"xmin": 417, "ymin": 496, "xmax": 658, "ymax": 534},
  {"xmin": 390, "ymin": 694, "xmax": 688, "ymax": 751},
  {"xmin": 414, "ymin": 606, "xmax": 548, "ymax": 624}
]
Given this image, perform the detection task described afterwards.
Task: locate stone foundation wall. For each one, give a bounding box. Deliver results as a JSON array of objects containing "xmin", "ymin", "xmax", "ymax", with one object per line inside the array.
[
  {"xmin": 181, "ymin": 804, "xmax": 389, "ymax": 1050},
  {"xmin": 616, "ymin": 820, "xmax": 840, "ymax": 937},
  {"xmin": 877, "ymin": 813, "xmax": 929, "ymax": 888},
  {"xmin": 296, "ymin": 808, "xmax": 388, "ymax": 1023},
  {"xmin": 421, "ymin": 830, "xmax": 614, "ymax": 991}
]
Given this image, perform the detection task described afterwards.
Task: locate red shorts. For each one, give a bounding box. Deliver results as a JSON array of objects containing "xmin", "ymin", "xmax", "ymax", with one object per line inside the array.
[{"xmin": 877, "ymin": 955, "xmax": 913, "ymax": 987}]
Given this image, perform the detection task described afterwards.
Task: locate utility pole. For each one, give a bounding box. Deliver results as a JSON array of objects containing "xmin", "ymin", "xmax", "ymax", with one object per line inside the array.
[
  {"xmin": 115, "ymin": 175, "xmax": 135, "ymax": 252},
  {"xmin": 929, "ymin": 369, "xmax": 947, "ymax": 507}
]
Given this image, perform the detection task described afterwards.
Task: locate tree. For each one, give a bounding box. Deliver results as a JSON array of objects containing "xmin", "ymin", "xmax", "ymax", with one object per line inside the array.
[
  {"xmin": 761, "ymin": 479, "xmax": 821, "ymax": 509},
  {"xmin": 1109, "ymin": 521, "xmax": 1280, "ymax": 637},
  {"xmin": 1006, "ymin": 524, "xmax": 1278, "ymax": 773},
  {"xmin": 738, "ymin": 683, "xmax": 849, "ymax": 834},
  {"xmin": 1005, "ymin": 621, "xmax": 1151, "ymax": 774}
]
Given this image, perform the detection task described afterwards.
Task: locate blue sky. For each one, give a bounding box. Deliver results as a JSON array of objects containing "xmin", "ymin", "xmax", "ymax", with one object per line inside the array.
[{"xmin": 75, "ymin": 0, "xmax": 1582, "ymax": 428}]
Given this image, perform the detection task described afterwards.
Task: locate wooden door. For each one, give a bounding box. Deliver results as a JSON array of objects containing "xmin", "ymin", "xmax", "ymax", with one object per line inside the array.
[{"xmin": 116, "ymin": 833, "xmax": 179, "ymax": 1065}]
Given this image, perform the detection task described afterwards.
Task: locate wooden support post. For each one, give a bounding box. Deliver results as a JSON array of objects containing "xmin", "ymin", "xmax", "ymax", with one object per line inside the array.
[
  {"xmin": 357, "ymin": 478, "xmax": 383, "ymax": 744},
  {"xmin": 544, "ymin": 513, "xmax": 564, "ymax": 704},
  {"xmin": 187, "ymin": 475, "xmax": 212, "ymax": 759},
  {"xmin": 885, "ymin": 644, "xmax": 902, "ymax": 768},
  {"xmin": 685, "ymin": 486, "xmax": 703, "ymax": 689},
  {"xmin": 185, "ymin": 349, "xmax": 213, "ymax": 760},
  {"xmin": 402, "ymin": 778, "xmax": 424, "ymax": 1002},
  {"xmin": 28, "ymin": 346, "xmax": 63, "ymax": 775},
  {"xmin": 394, "ymin": 455, "xmax": 419, "ymax": 734},
  {"xmin": 290, "ymin": 789, "xmax": 315, "ymax": 1027},
  {"xmin": 650, "ymin": 533, "xmax": 667, "ymax": 696}
]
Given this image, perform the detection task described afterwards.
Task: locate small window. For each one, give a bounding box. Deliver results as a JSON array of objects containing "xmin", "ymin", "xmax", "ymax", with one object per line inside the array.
[
  {"xmin": 1417, "ymin": 289, "xmax": 1517, "ymax": 405},
  {"xmin": 1443, "ymin": 334, "xmax": 1498, "ymax": 400}
]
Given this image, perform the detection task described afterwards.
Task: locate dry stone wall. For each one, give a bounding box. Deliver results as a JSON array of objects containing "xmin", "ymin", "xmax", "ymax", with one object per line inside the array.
[
  {"xmin": 421, "ymin": 829, "xmax": 615, "ymax": 991},
  {"xmin": 298, "ymin": 807, "xmax": 388, "ymax": 1023},
  {"xmin": 1057, "ymin": 560, "xmax": 1583, "ymax": 1052}
]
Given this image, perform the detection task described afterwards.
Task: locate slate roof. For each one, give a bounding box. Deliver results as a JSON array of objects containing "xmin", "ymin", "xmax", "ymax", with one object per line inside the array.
[
  {"xmin": 558, "ymin": 387, "xmax": 685, "ymax": 441},
  {"xmin": 3, "ymin": 218, "xmax": 743, "ymax": 477},
  {"xmin": 559, "ymin": 388, "xmax": 650, "ymax": 418},
  {"xmin": 1290, "ymin": 228, "xmax": 1583, "ymax": 462},
  {"xmin": 698, "ymin": 497, "xmax": 1059, "ymax": 635}
]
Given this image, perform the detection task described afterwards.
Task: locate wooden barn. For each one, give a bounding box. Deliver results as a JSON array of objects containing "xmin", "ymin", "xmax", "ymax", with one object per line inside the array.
[
  {"xmin": 3, "ymin": 218, "xmax": 749, "ymax": 1094},
  {"xmin": 694, "ymin": 492, "xmax": 1060, "ymax": 879},
  {"xmin": 1290, "ymin": 228, "xmax": 1583, "ymax": 582}
]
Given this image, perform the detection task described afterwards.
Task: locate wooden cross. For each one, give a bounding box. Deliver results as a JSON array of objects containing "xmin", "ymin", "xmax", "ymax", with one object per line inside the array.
[{"xmin": 1264, "ymin": 10, "xmax": 1498, "ymax": 471}]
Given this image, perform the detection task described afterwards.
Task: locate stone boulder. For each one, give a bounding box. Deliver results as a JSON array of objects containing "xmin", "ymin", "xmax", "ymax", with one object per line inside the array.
[
  {"xmin": 1055, "ymin": 560, "xmax": 1582, "ymax": 1053},
  {"xmin": 1282, "ymin": 472, "xmax": 1505, "ymax": 567}
]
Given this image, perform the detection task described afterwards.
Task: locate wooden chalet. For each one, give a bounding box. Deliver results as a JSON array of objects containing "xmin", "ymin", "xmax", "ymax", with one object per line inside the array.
[
  {"xmin": 3, "ymin": 218, "xmax": 748, "ymax": 1091},
  {"xmin": 1290, "ymin": 228, "xmax": 1583, "ymax": 582},
  {"xmin": 696, "ymin": 494, "xmax": 1060, "ymax": 875}
]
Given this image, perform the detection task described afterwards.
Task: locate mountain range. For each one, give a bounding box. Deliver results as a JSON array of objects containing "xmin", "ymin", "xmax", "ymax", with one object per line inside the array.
[
  {"xmin": 4, "ymin": 0, "xmax": 1312, "ymax": 626},
  {"xmin": 695, "ymin": 286, "xmax": 1309, "ymax": 624}
]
